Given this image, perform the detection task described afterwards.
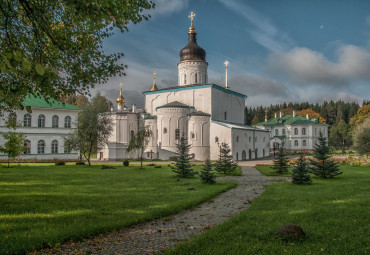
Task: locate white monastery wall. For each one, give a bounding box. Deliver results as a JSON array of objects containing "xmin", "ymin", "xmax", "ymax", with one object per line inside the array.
[{"xmin": 211, "ymin": 88, "xmax": 245, "ymax": 124}]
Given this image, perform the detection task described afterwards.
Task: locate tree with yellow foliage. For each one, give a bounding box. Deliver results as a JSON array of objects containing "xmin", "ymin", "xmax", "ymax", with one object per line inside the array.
[
  {"xmin": 297, "ymin": 109, "xmax": 326, "ymax": 123},
  {"xmin": 349, "ymin": 104, "xmax": 370, "ymax": 127}
]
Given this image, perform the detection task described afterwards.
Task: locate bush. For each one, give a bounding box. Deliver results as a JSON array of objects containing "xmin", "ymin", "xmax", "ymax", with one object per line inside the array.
[
  {"xmin": 101, "ymin": 165, "xmax": 115, "ymax": 169},
  {"xmin": 75, "ymin": 161, "xmax": 85, "ymax": 165},
  {"xmin": 148, "ymin": 163, "xmax": 156, "ymax": 166},
  {"xmin": 123, "ymin": 160, "xmax": 129, "ymax": 166},
  {"xmin": 154, "ymin": 165, "xmax": 162, "ymax": 168},
  {"xmin": 55, "ymin": 160, "xmax": 66, "ymax": 166}
]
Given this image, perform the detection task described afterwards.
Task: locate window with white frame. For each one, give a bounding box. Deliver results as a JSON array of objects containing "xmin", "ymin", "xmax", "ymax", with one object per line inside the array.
[
  {"xmin": 294, "ymin": 140, "xmax": 298, "ymax": 146},
  {"xmin": 64, "ymin": 116, "xmax": 71, "ymax": 128},
  {"xmin": 52, "ymin": 115, "xmax": 59, "ymax": 128},
  {"xmin": 51, "ymin": 140, "xmax": 58, "ymax": 154},
  {"xmin": 23, "ymin": 114, "xmax": 32, "ymax": 127},
  {"xmin": 37, "ymin": 140, "xmax": 45, "ymax": 154},
  {"xmin": 24, "ymin": 140, "xmax": 31, "ymax": 154},
  {"xmin": 38, "ymin": 114, "xmax": 45, "ymax": 127},
  {"xmin": 303, "ymin": 140, "xmax": 307, "ymax": 146},
  {"xmin": 302, "ymin": 127, "xmax": 306, "ymax": 135},
  {"xmin": 294, "ymin": 128, "xmax": 298, "ymax": 135}
]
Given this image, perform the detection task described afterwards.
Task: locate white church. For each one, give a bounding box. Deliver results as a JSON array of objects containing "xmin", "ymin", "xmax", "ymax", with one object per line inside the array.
[{"xmin": 99, "ymin": 13, "xmax": 270, "ymax": 161}]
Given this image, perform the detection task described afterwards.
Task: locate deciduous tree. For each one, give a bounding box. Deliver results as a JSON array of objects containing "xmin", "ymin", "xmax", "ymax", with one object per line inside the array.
[
  {"xmin": 0, "ymin": 121, "xmax": 26, "ymax": 168},
  {"xmin": 0, "ymin": 0, "xmax": 154, "ymax": 112},
  {"xmin": 126, "ymin": 128, "xmax": 152, "ymax": 169},
  {"xmin": 353, "ymin": 117, "xmax": 370, "ymax": 154},
  {"xmin": 65, "ymin": 95, "xmax": 113, "ymax": 166}
]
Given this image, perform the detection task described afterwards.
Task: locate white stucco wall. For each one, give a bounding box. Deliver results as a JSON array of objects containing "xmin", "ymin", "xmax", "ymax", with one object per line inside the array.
[{"xmin": 178, "ymin": 61, "xmax": 208, "ymax": 86}]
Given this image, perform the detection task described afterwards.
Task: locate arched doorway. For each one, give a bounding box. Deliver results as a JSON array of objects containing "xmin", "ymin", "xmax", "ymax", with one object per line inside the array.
[
  {"xmin": 263, "ymin": 149, "xmax": 265, "ymax": 157},
  {"xmin": 255, "ymin": 148, "xmax": 258, "ymax": 159},
  {"xmin": 236, "ymin": 152, "xmax": 239, "ymax": 161},
  {"xmin": 242, "ymin": 150, "xmax": 246, "ymax": 161},
  {"xmin": 249, "ymin": 149, "xmax": 252, "ymax": 159}
]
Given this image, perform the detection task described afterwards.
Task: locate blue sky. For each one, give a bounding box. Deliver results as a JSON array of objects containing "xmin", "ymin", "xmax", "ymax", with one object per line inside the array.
[{"xmin": 96, "ymin": 0, "xmax": 370, "ymax": 107}]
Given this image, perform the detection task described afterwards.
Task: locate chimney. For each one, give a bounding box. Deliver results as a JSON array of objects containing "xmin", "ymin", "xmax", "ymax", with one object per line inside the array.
[
  {"xmin": 293, "ymin": 110, "xmax": 296, "ymax": 118},
  {"xmin": 279, "ymin": 111, "xmax": 284, "ymax": 118},
  {"xmin": 306, "ymin": 113, "xmax": 309, "ymax": 120},
  {"xmin": 132, "ymin": 104, "xmax": 136, "ymax": 113}
]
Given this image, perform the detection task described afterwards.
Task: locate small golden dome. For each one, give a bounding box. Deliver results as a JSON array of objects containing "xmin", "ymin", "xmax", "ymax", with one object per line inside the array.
[
  {"xmin": 150, "ymin": 72, "xmax": 158, "ymax": 91},
  {"xmin": 117, "ymin": 82, "xmax": 125, "ymax": 106}
]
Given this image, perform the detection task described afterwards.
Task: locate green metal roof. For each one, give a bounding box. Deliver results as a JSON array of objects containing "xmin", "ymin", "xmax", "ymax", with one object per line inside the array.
[
  {"xmin": 256, "ymin": 114, "xmax": 326, "ymax": 126},
  {"xmin": 23, "ymin": 95, "xmax": 81, "ymax": 110}
]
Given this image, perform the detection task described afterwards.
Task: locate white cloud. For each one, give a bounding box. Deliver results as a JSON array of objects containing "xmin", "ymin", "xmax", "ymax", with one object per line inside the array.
[
  {"xmin": 268, "ymin": 45, "xmax": 370, "ymax": 86},
  {"xmin": 218, "ymin": 0, "xmax": 293, "ymax": 52}
]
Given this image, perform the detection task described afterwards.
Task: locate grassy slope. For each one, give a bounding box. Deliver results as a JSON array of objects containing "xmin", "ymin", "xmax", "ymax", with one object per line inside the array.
[
  {"xmin": 166, "ymin": 166, "xmax": 370, "ymax": 255},
  {"xmin": 0, "ymin": 165, "xmax": 235, "ymax": 255}
]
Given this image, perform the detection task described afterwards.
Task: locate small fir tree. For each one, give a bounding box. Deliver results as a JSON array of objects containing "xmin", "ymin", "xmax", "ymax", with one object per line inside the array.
[
  {"xmin": 292, "ymin": 155, "xmax": 312, "ymax": 184},
  {"xmin": 272, "ymin": 147, "xmax": 289, "ymax": 174},
  {"xmin": 200, "ymin": 159, "xmax": 216, "ymax": 184},
  {"xmin": 172, "ymin": 136, "xmax": 196, "ymax": 178},
  {"xmin": 310, "ymin": 131, "xmax": 342, "ymax": 178},
  {"xmin": 215, "ymin": 142, "xmax": 237, "ymax": 174}
]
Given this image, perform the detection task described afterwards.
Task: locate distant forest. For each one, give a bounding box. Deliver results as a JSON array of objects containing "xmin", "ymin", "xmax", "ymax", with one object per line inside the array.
[{"xmin": 245, "ymin": 100, "xmax": 370, "ymax": 126}]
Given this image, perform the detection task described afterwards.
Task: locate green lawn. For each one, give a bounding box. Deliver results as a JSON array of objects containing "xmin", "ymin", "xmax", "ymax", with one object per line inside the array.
[
  {"xmin": 0, "ymin": 164, "xmax": 236, "ymax": 255},
  {"xmin": 166, "ymin": 166, "xmax": 370, "ymax": 255}
]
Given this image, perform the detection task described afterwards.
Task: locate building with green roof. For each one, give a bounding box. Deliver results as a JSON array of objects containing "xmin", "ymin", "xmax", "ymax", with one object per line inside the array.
[
  {"xmin": 256, "ymin": 110, "xmax": 328, "ymax": 152},
  {"xmin": 0, "ymin": 95, "xmax": 81, "ymax": 160}
]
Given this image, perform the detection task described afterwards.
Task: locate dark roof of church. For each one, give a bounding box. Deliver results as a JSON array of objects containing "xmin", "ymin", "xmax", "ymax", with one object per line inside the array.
[
  {"xmin": 156, "ymin": 101, "xmax": 194, "ymax": 109},
  {"xmin": 189, "ymin": 111, "xmax": 210, "ymax": 116}
]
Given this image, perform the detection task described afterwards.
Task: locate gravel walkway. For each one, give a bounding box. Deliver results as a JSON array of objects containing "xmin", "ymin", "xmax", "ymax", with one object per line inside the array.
[{"xmin": 33, "ymin": 165, "xmax": 286, "ymax": 255}]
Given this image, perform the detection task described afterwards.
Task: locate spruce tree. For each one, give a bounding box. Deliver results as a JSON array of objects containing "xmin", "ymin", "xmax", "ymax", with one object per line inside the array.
[
  {"xmin": 200, "ymin": 159, "xmax": 216, "ymax": 184},
  {"xmin": 272, "ymin": 147, "xmax": 289, "ymax": 174},
  {"xmin": 172, "ymin": 136, "xmax": 196, "ymax": 178},
  {"xmin": 292, "ymin": 155, "xmax": 312, "ymax": 184},
  {"xmin": 310, "ymin": 131, "xmax": 342, "ymax": 178},
  {"xmin": 215, "ymin": 143, "xmax": 237, "ymax": 174}
]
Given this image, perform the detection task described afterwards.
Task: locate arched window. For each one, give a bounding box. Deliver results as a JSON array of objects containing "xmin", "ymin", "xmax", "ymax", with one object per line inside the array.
[
  {"xmin": 38, "ymin": 114, "xmax": 45, "ymax": 127},
  {"xmin": 51, "ymin": 140, "xmax": 58, "ymax": 154},
  {"xmin": 282, "ymin": 129, "xmax": 286, "ymax": 135},
  {"xmin": 294, "ymin": 128, "xmax": 298, "ymax": 135},
  {"xmin": 64, "ymin": 116, "xmax": 71, "ymax": 128},
  {"xmin": 195, "ymin": 73, "xmax": 198, "ymax": 83},
  {"xmin": 236, "ymin": 136, "xmax": 239, "ymax": 142},
  {"xmin": 37, "ymin": 140, "xmax": 45, "ymax": 154},
  {"xmin": 224, "ymin": 111, "xmax": 227, "ymax": 120},
  {"xmin": 303, "ymin": 140, "xmax": 307, "ymax": 146},
  {"xmin": 64, "ymin": 140, "xmax": 71, "ymax": 154},
  {"xmin": 294, "ymin": 140, "xmax": 298, "ymax": 146},
  {"xmin": 8, "ymin": 113, "xmax": 17, "ymax": 125},
  {"xmin": 24, "ymin": 140, "xmax": 31, "ymax": 154},
  {"xmin": 275, "ymin": 129, "xmax": 279, "ymax": 136},
  {"xmin": 191, "ymin": 132, "xmax": 195, "ymax": 139},
  {"xmin": 302, "ymin": 127, "xmax": 306, "ymax": 135},
  {"xmin": 52, "ymin": 115, "xmax": 59, "ymax": 128},
  {"xmin": 184, "ymin": 74, "xmax": 187, "ymax": 84},
  {"xmin": 23, "ymin": 114, "xmax": 32, "ymax": 127},
  {"xmin": 263, "ymin": 136, "xmax": 265, "ymax": 142},
  {"xmin": 130, "ymin": 130, "xmax": 135, "ymax": 139},
  {"xmin": 255, "ymin": 136, "xmax": 257, "ymax": 142},
  {"xmin": 215, "ymin": 137, "xmax": 219, "ymax": 143},
  {"xmin": 249, "ymin": 136, "xmax": 251, "ymax": 142},
  {"xmin": 175, "ymin": 129, "xmax": 180, "ymax": 140},
  {"xmin": 163, "ymin": 128, "xmax": 167, "ymax": 134}
]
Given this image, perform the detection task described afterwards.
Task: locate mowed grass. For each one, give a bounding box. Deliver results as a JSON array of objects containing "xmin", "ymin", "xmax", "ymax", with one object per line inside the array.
[
  {"xmin": 166, "ymin": 166, "xmax": 370, "ymax": 255},
  {"xmin": 0, "ymin": 164, "xmax": 236, "ymax": 255}
]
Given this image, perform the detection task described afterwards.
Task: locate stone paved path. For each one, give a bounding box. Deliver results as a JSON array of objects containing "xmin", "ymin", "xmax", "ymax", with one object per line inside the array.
[{"xmin": 33, "ymin": 165, "xmax": 286, "ymax": 255}]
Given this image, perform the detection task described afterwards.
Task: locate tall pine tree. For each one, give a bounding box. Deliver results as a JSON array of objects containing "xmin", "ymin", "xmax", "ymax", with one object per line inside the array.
[
  {"xmin": 215, "ymin": 143, "xmax": 237, "ymax": 174},
  {"xmin": 272, "ymin": 148, "xmax": 289, "ymax": 174},
  {"xmin": 292, "ymin": 155, "xmax": 312, "ymax": 184},
  {"xmin": 310, "ymin": 132, "xmax": 342, "ymax": 178},
  {"xmin": 172, "ymin": 136, "xmax": 197, "ymax": 178}
]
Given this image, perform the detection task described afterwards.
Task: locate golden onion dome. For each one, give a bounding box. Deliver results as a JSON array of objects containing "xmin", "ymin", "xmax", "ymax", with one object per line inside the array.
[{"xmin": 117, "ymin": 82, "xmax": 125, "ymax": 106}]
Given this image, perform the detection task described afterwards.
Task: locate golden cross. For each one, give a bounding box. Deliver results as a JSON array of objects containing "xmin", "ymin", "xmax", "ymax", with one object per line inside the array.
[
  {"xmin": 189, "ymin": 11, "xmax": 196, "ymax": 25},
  {"xmin": 224, "ymin": 60, "xmax": 229, "ymax": 67}
]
